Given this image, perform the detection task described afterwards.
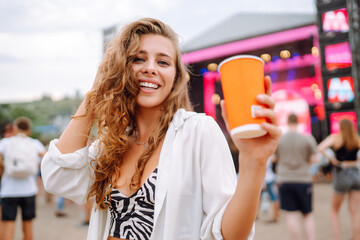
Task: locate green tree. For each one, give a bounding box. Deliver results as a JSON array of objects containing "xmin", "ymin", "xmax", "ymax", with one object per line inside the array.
[
  {"xmin": 8, "ymin": 106, "xmax": 36, "ymax": 122},
  {"xmin": 0, "ymin": 104, "xmax": 14, "ymax": 134}
]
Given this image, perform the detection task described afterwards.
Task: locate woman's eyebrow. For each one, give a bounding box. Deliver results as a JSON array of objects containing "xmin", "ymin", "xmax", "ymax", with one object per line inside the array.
[
  {"xmin": 158, "ymin": 53, "xmax": 173, "ymax": 59},
  {"xmin": 138, "ymin": 50, "xmax": 173, "ymax": 59}
]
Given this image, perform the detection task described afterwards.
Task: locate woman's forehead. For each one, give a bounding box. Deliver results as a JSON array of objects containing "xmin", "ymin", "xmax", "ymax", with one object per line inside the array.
[{"xmin": 137, "ymin": 34, "xmax": 176, "ymax": 58}]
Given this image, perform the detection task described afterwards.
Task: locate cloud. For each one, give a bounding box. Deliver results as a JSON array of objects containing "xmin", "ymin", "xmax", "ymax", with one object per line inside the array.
[
  {"xmin": 0, "ymin": 0, "xmax": 179, "ymax": 33},
  {"xmin": 0, "ymin": 0, "xmax": 316, "ymax": 103},
  {"xmin": 0, "ymin": 30, "xmax": 103, "ymax": 103},
  {"xmin": 0, "ymin": 54, "xmax": 21, "ymax": 62},
  {"xmin": 0, "ymin": 31, "xmax": 101, "ymax": 60},
  {"xmin": 0, "ymin": 57, "xmax": 99, "ymax": 102}
]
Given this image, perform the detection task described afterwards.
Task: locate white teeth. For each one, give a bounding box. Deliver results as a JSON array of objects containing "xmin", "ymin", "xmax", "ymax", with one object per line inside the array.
[{"xmin": 139, "ymin": 81, "xmax": 159, "ymax": 89}]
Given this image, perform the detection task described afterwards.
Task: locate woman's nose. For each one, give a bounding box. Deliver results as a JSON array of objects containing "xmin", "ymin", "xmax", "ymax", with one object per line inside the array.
[{"xmin": 142, "ymin": 62, "xmax": 156, "ymax": 75}]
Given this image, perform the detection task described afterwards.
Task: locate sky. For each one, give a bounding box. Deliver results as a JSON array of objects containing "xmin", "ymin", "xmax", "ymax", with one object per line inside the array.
[{"xmin": 0, "ymin": 0, "xmax": 316, "ymax": 103}]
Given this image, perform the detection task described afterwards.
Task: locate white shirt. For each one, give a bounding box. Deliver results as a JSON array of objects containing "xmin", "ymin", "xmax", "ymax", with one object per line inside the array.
[
  {"xmin": 41, "ymin": 109, "xmax": 255, "ymax": 240},
  {"xmin": 0, "ymin": 135, "xmax": 45, "ymax": 198}
]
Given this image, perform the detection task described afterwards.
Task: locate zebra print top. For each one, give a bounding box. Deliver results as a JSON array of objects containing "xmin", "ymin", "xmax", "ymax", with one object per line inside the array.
[{"xmin": 105, "ymin": 168, "xmax": 157, "ymax": 240}]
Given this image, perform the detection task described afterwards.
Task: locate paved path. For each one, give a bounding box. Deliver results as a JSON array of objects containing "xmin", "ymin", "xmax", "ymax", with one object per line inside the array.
[{"xmin": 13, "ymin": 182, "xmax": 353, "ymax": 240}]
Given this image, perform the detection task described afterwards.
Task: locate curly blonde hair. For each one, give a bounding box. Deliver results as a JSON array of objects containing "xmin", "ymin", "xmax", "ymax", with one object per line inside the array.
[{"xmin": 86, "ymin": 18, "xmax": 192, "ymax": 209}]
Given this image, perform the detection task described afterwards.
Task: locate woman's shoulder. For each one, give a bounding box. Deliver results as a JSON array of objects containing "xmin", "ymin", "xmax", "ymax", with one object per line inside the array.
[
  {"xmin": 326, "ymin": 133, "xmax": 340, "ymax": 141},
  {"xmin": 171, "ymin": 109, "xmax": 229, "ymax": 147},
  {"xmin": 172, "ymin": 109, "xmax": 225, "ymax": 141},
  {"xmin": 324, "ymin": 134, "xmax": 342, "ymax": 148},
  {"xmin": 173, "ymin": 108, "xmax": 217, "ymax": 128}
]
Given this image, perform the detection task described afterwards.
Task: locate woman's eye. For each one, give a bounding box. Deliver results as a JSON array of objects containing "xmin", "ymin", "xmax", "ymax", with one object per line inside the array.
[
  {"xmin": 133, "ymin": 57, "xmax": 144, "ymax": 62},
  {"xmin": 159, "ymin": 60, "xmax": 169, "ymax": 66}
]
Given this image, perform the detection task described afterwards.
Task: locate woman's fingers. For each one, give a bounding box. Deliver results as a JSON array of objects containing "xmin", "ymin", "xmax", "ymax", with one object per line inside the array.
[
  {"xmin": 105, "ymin": 46, "xmax": 113, "ymax": 57},
  {"xmin": 222, "ymin": 75, "xmax": 278, "ymax": 135},
  {"xmin": 223, "ymin": 94, "xmax": 277, "ymax": 127},
  {"xmin": 255, "ymin": 108, "xmax": 278, "ymax": 125},
  {"xmin": 256, "ymin": 94, "xmax": 275, "ymax": 110},
  {"xmin": 261, "ymin": 122, "xmax": 282, "ymax": 139},
  {"xmin": 264, "ymin": 75, "xmax": 272, "ymax": 96}
]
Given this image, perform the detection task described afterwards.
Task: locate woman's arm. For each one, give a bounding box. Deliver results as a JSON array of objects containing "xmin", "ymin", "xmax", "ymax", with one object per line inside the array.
[
  {"xmin": 220, "ymin": 76, "xmax": 282, "ymax": 240},
  {"xmin": 342, "ymin": 161, "xmax": 359, "ymax": 167},
  {"xmin": 56, "ymin": 67, "xmax": 103, "ymax": 153},
  {"xmin": 56, "ymin": 99, "xmax": 93, "ymax": 153},
  {"xmin": 317, "ymin": 134, "xmax": 335, "ymax": 154},
  {"xmin": 317, "ymin": 135, "xmax": 342, "ymax": 167}
]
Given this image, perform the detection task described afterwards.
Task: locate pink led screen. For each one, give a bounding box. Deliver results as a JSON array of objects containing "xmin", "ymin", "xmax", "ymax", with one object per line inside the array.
[
  {"xmin": 327, "ymin": 76, "xmax": 354, "ymax": 103},
  {"xmin": 322, "ymin": 8, "xmax": 349, "ymax": 33},
  {"xmin": 329, "ymin": 111, "xmax": 357, "ymax": 134},
  {"xmin": 325, "ymin": 42, "xmax": 352, "ymax": 70}
]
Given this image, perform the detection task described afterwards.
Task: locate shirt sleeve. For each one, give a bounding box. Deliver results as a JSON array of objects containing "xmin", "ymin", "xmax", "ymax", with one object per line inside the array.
[
  {"xmin": 308, "ymin": 135, "xmax": 318, "ymax": 155},
  {"xmin": 198, "ymin": 117, "xmax": 255, "ymax": 240},
  {"xmin": 40, "ymin": 139, "xmax": 96, "ymax": 204},
  {"xmin": 33, "ymin": 139, "xmax": 46, "ymax": 154}
]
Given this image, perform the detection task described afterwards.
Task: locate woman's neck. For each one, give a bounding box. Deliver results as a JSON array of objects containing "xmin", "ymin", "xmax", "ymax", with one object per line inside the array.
[{"xmin": 135, "ymin": 107, "xmax": 163, "ymax": 142}]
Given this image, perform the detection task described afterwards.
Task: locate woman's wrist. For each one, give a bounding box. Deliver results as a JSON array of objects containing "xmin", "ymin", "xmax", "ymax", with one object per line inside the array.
[
  {"xmin": 238, "ymin": 154, "xmax": 266, "ymax": 182},
  {"xmin": 238, "ymin": 152, "xmax": 267, "ymax": 169}
]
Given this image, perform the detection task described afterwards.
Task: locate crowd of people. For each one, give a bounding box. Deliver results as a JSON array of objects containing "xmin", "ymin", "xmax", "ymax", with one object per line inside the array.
[
  {"xmin": 0, "ymin": 118, "xmax": 46, "ymax": 240},
  {"xmin": 1, "ymin": 112, "xmax": 359, "ymax": 240},
  {"xmin": 0, "ymin": 17, "xmax": 359, "ymax": 240},
  {"xmin": 0, "ymin": 119, "xmax": 91, "ymax": 240},
  {"xmin": 257, "ymin": 114, "xmax": 360, "ymax": 240}
]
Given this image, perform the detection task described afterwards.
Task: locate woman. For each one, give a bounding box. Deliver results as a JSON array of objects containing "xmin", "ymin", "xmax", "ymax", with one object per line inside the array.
[
  {"xmin": 318, "ymin": 119, "xmax": 360, "ymax": 240},
  {"xmin": 41, "ymin": 18, "xmax": 281, "ymax": 240}
]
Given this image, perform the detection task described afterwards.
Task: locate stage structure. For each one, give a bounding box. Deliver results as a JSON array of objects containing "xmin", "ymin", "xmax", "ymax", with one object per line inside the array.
[
  {"xmin": 181, "ymin": 13, "xmax": 326, "ymax": 142},
  {"xmin": 316, "ymin": 0, "xmax": 360, "ymax": 134}
]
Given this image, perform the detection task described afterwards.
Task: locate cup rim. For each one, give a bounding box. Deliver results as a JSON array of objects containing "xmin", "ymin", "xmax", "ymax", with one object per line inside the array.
[{"xmin": 218, "ymin": 55, "xmax": 264, "ymax": 72}]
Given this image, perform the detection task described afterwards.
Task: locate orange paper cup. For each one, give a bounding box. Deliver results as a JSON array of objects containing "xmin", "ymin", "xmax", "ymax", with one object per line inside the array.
[{"xmin": 218, "ymin": 55, "xmax": 267, "ymax": 139}]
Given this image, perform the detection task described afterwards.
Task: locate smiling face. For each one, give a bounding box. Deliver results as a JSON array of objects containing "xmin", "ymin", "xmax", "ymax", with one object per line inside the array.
[{"xmin": 131, "ymin": 34, "xmax": 177, "ymax": 110}]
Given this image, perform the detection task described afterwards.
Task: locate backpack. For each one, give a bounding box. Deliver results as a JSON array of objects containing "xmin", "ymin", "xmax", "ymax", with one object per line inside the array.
[{"xmin": 4, "ymin": 135, "xmax": 39, "ymax": 178}]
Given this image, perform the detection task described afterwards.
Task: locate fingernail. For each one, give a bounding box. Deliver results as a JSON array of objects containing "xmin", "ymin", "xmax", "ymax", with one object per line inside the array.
[
  {"xmin": 255, "ymin": 110, "xmax": 262, "ymax": 117},
  {"xmin": 257, "ymin": 95, "xmax": 264, "ymax": 101}
]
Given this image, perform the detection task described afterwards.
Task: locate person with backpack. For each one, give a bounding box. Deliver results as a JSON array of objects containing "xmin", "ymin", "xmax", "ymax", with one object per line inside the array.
[{"xmin": 0, "ymin": 117, "xmax": 46, "ymax": 240}]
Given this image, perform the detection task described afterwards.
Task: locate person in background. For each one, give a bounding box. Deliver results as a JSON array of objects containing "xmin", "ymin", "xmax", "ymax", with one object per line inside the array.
[
  {"xmin": 36, "ymin": 143, "xmax": 51, "ymax": 204},
  {"xmin": 77, "ymin": 201, "xmax": 93, "ymax": 227},
  {"xmin": 41, "ymin": 18, "xmax": 281, "ymax": 240},
  {"xmin": 1, "ymin": 123, "xmax": 15, "ymax": 138},
  {"xmin": 55, "ymin": 197, "xmax": 67, "ymax": 217},
  {"xmin": 273, "ymin": 113, "xmax": 318, "ymax": 240},
  {"xmin": 0, "ymin": 153, "xmax": 2, "ymax": 240},
  {"xmin": 0, "ymin": 117, "xmax": 46, "ymax": 240},
  {"xmin": 318, "ymin": 119, "xmax": 360, "ymax": 240},
  {"xmin": 260, "ymin": 156, "xmax": 280, "ymax": 223},
  {"xmin": 0, "ymin": 122, "xmax": 16, "ymax": 240}
]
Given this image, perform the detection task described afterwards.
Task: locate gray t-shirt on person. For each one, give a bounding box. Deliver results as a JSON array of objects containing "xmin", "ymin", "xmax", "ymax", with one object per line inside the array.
[{"xmin": 275, "ymin": 131, "xmax": 317, "ymax": 183}]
